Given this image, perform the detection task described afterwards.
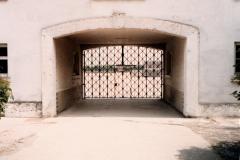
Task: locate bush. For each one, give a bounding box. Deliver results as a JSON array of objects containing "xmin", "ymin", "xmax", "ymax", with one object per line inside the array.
[
  {"xmin": 232, "ymin": 91, "xmax": 240, "ymax": 101},
  {"xmin": 0, "ymin": 77, "xmax": 12, "ymax": 117},
  {"xmin": 231, "ymin": 74, "xmax": 240, "ymax": 85},
  {"xmin": 231, "ymin": 74, "xmax": 240, "ymax": 101}
]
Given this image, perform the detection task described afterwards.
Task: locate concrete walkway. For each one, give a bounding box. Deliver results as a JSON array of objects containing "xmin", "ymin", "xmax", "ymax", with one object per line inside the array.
[
  {"xmin": 60, "ymin": 99, "xmax": 183, "ymax": 118},
  {"xmin": 0, "ymin": 100, "xmax": 221, "ymax": 160}
]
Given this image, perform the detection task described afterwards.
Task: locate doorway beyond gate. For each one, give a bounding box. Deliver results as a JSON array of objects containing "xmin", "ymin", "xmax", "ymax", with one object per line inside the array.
[{"xmin": 83, "ymin": 45, "xmax": 165, "ymax": 99}]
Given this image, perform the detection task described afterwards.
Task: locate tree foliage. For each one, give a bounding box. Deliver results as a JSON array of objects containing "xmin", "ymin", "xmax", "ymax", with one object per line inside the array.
[
  {"xmin": 231, "ymin": 74, "xmax": 240, "ymax": 101},
  {"xmin": 0, "ymin": 77, "xmax": 12, "ymax": 117},
  {"xmin": 232, "ymin": 91, "xmax": 240, "ymax": 101}
]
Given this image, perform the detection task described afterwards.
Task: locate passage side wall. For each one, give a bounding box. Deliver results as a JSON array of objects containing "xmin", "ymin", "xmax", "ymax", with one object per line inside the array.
[{"xmin": 165, "ymin": 38, "xmax": 185, "ymax": 113}]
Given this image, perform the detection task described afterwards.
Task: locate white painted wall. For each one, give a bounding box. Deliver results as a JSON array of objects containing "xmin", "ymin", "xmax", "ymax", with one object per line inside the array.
[
  {"xmin": 55, "ymin": 38, "xmax": 75, "ymax": 92},
  {"xmin": 170, "ymin": 38, "xmax": 185, "ymax": 93},
  {"xmin": 233, "ymin": 0, "xmax": 240, "ymax": 42},
  {"xmin": 55, "ymin": 38, "xmax": 75, "ymax": 112},
  {"xmin": 165, "ymin": 37, "xmax": 185, "ymax": 112},
  {"xmin": 0, "ymin": 0, "xmax": 239, "ymax": 105},
  {"xmin": 55, "ymin": 38, "xmax": 83, "ymax": 112}
]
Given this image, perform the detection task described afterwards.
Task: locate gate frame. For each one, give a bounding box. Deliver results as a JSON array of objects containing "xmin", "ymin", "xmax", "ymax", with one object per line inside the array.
[{"xmin": 41, "ymin": 16, "xmax": 200, "ymax": 117}]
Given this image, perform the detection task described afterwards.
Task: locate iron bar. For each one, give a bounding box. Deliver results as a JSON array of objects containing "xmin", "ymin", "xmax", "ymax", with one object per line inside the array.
[
  {"xmin": 153, "ymin": 50, "xmax": 155, "ymax": 98},
  {"xmin": 145, "ymin": 47, "xmax": 148, "ymax": 98},
  {"xmin": 83, "ymin": 50, "xmax": 86, "ymax": 99},
  {"xmin": 99, "ymin": 47, "xmax": 101, "ymax": 97},
  {"xmin": 107, "ymin": 46, "xmax": 109, "ymax": 98},
  {"xmin": 137, "ymin": 46, "xmax": 140, "ymax": 98}
]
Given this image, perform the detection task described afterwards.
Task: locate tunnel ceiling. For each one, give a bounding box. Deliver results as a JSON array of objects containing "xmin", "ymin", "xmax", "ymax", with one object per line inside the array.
[{"xmin": 68, "ymin": 28, "xmax": 175, "ymax": 45}]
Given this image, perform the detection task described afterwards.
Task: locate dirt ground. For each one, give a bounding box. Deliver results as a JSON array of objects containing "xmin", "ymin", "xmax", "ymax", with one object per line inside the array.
[
  {"xmin": 0, "ymin": 101, "xmax": 239, "ymax": 160},
  {"xmin": 0, "ymin": 117, "xmax": 236, "ymax": 160},
  {"xmin": 184, "ymin": 118, "xmax": 240, "ymax": 160}
]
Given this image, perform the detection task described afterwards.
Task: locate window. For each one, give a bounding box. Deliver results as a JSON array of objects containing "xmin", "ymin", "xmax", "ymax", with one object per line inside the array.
[
  {"xmin": 73, "ymin": 52, "xmax": 79, "ymax": 75},
  {"xmin": 0, "ymin": 44, "xmax": 8, "ymax": 74},
  {"xmin": 165, "ymin": 52, "xmax": 172, "ymax": 76},
  {"xmin": 235, "ymin": 42, "xmax": 240, "ymax": 73}
]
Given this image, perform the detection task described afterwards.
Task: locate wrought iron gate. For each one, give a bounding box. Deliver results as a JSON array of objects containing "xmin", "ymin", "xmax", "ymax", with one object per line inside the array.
[{"xmin": 83, "ymin": 45, "xmax": 164, "ymax": 99}]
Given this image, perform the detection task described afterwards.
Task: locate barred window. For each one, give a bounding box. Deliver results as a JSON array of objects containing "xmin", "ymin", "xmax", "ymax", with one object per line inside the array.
[
  {"xmin": 165, "ymin": 52, "xmax": 172, "ymax": 76},
  {"xmin": 235, "ymin": 42, "xmax": 240, "ymax": 73},
  {"xmin": 0, "ymin": 43, "xmax": 8, "ymax": 74},
  {"xmin": 73, "ymin": 52, "xmax": 80, "ymax": 75}
]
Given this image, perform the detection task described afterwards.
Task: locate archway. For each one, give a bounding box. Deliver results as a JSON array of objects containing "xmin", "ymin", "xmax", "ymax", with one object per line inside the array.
[{"xmin": 41, "ymin": 16, "xmax": 200, "ymax": 117}]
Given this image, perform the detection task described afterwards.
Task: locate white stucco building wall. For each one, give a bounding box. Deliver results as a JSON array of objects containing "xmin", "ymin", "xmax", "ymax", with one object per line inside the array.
[{"xmin": 0, "ymin": 0, "xmax": 239, "ymax": 117}]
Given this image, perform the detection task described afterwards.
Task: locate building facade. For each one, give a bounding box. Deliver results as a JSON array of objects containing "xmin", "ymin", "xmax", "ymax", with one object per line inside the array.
[{"xmin": 0, "ymin": 0, "xmax": 239, "ymax": 117}]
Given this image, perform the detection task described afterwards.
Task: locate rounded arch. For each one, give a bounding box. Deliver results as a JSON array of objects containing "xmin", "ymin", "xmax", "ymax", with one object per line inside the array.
[{"xmin": 41, "ymin": 16, "xmax": 200, "ymax": 117}]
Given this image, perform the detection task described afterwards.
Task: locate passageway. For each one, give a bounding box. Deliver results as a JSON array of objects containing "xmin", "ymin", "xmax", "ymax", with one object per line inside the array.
[
  {"xmin": 53, "ymin": 28, "xmax": 186, "ymax": 117},
  {"xmin": 59, "ymin": 100, "xmax": 182, "ymax": 118}
]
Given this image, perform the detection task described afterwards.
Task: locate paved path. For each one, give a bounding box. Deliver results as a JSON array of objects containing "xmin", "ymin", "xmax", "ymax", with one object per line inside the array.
[
  {"xmin": 0, "ymin": 100, "xmax": 221, "ymax": 160},
  {"xmin": 0, "ymin": 117, "xmax": 221, "ymax": 160},
  {"xmin": 60, "ymin": 100, "xmax": 183, "ymax": 118}
]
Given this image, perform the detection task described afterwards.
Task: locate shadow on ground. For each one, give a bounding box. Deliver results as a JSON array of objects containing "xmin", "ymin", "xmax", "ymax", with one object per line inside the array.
[
  {"xmin": 59, "ymin": 99, "xmax": 183, "ymax": 118},
  {"xmin": 212, "ymin": 141, "xmax": 240, "ymax": 160},
  {"xmin": 177, "ymin": 141, "xmax": 240, "ymax": 160},
  {"xmin": 176, "ymin": 147, "xmax": 222, "ymax": 160}
]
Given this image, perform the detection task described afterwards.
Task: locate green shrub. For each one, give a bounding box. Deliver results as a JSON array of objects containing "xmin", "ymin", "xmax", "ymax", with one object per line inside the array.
[
  {"xmin": 0, "ymin": 77, "xmax": 12, "ymax": 117},
  {"xmin": 232, "ymin": 91, "xmax": 240, "ymax": 101},
  {"xmin": 231, "ymin": 74, "xmax": 240, "ymax": 101},
  {"xmin": 231, "ymin": 74, "xmax": 240, "ymax": 85}
]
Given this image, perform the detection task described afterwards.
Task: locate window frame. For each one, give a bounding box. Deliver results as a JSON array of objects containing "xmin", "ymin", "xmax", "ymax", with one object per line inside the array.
[
  {"xmin": 72, "ymin": 51, "xmax": 80, "ymax": 76},
  {"xmin": 0, "ymin": 43, "xmax": 8, "ymax": 76},
  {"xmin": 165, "ymin": 51, "xmax": 172, "ymax": 77},
  {"xmin": 235, "ymin": 42, "xmax": 240, "ymax": 74}
]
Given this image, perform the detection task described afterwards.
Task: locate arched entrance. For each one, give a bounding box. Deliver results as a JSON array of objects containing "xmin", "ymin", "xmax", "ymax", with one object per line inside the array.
[{"xmin": 41, "ymin": 16, "xmax": 200, "ymax": 117}]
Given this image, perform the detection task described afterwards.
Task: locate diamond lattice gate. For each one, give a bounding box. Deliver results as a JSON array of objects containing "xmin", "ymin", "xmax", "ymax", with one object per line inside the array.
[{"xmin": 83, "ymin": 45, "xmax": 165, "ymax": 99}]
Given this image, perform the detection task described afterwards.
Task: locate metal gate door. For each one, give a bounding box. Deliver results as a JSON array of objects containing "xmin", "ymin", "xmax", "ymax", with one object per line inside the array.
[{"xmin": 83, "ymin": 45, "xmax": 164, "ymax": 99}]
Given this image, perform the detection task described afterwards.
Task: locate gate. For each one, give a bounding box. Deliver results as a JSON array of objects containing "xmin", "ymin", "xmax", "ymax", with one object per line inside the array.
[{"xmin": 83, "ymin": 45, "xmax": 164, "ymax": 99}]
